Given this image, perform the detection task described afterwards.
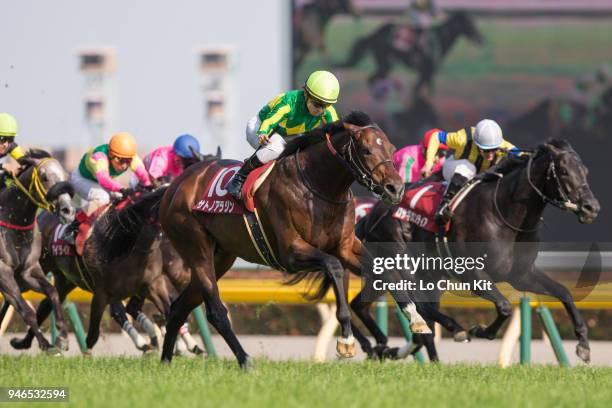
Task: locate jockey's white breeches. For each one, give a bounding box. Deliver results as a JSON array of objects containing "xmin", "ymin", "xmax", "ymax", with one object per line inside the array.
[
  {"xmin": 442, "ymin": 157, "xmax": 476, "ymax": 181},
  {"xmin": 70, "ymin": 169, "xmax": 110, "ymax": 215},
  {"xmin": 246, "ymin": 115, "xmax": 287, "ymax": 163}
]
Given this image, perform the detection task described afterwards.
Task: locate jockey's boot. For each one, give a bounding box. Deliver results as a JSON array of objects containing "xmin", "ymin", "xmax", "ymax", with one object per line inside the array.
[
  {"xmin": 435, "ymin": 173, "xmax": 468, "ymax": 226},
  {"xmin": 226, "ymin": 153, "xmax": 264, "ymax": 200},
  {"xmin": 59, "ymin": 219, "xmax": 81, "ymax": 245}
]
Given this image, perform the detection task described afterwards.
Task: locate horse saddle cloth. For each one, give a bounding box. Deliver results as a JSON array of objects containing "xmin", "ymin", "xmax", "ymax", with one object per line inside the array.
[
  {"xmin": 394, "ymin": 179, "xmax": 481, "ymax": 233},
  {"xmin": 193, "ymin": 161, "xmax": 275, "ymax": 214},
  {"xmin": 353, "ymin": 196, "xmax": 378, "ymax": 224}
]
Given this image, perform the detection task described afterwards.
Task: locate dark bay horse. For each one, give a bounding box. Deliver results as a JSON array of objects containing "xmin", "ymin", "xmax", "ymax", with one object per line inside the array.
[
  {"xmin": 337, "ymin": 11, "xmax": 483, "ymax": 96},
  {"xmin": 356, "ymin": 140, "xmax": 600, "ymax": 362},
  {"xmin": 159, "ymin": 112, "xmax": 409, "ymax": 368},
  {"xmin": 7, "ymin": 189, "xmax": 175, "ymax": 353},
  {"xmin": 0, "ymin": 150, "xmax": 75, "ymax": 353}
]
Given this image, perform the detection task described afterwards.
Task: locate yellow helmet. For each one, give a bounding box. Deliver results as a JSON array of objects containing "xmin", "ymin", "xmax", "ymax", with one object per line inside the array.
[
  {"xmin": 0, "ymin": 113, "xmax": 18, "ymax": 137},
  {"xmin": 305, "ymin": 71, "xmax": 340, "ymax": 104},
  {"xmin": 109, "ymin": 132, "xmax": 137, "ymax": 158}
]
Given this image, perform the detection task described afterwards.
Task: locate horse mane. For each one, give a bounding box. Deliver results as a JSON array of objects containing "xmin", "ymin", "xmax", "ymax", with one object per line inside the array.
[
  {"xmin": 92, "ymin": 188, "xmax": 167, "ymax": 263},
  {"xmin": 24, "ymin": 148, "xmax": 52, "ymax": 159}
]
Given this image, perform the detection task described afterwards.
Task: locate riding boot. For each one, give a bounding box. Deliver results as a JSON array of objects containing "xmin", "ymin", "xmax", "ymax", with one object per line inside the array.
[
  {"xmin": 435, "ymin": 173, "xmax": 468, "ymax": 226},
  {"xmin": 225, "ymin": 153, "xmax": 264, "ymax": 200},
  {"xmin": 59, "ymin": 219, "xmax": 81, "ymax": 245}
]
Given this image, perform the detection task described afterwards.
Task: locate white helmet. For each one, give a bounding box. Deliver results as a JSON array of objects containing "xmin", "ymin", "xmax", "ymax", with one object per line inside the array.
[{"xmin": 474, "ymin": 119, "xmax": 503, "ymax": 150}]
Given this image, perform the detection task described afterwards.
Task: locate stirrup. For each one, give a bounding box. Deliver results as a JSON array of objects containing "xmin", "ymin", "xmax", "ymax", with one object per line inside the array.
[{"xmin": 226, "ymin": 174, "xmax": 247, "ymax": 200}]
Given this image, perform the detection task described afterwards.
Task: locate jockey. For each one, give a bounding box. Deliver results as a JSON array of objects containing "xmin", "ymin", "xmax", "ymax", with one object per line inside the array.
[
  {"xmin": 130, "ymin": 134, "xmax": 201, "ymax": 187},
  {"xmin": 393, "ymin": 128, "xmax": 447, "ymax": 184},
  {"xmin": 60, "ymin": 132, "xmax": 151, "ymax": 243},
  {"xmin": 420, "ymin": 119, "xmax": 520, "ymax": 225},
  {"xmin": 0, "ymin": 113, "xmax": 26, "ymax": 176},
  {"xmin": 225, "ymin": 70, "xmax": 340, "ymax": 200}
]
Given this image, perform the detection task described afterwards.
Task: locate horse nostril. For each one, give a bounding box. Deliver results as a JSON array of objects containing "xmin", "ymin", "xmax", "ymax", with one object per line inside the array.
[
  {"xmin": 61, "ymin": 207, "xmax": 70, "ymax": 214},
  {"xmin": 385, "ymin": 184, "xmax": 397, "ymax": 195}
]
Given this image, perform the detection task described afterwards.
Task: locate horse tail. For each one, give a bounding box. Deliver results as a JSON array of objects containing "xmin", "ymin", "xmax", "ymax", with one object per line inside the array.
[{"xmin": 284, "ymin": 271, "xmax": 332, "ymax": 302}]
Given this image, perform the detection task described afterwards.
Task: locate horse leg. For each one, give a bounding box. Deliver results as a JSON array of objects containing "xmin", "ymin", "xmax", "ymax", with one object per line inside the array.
[
  {"xmin": 417, "ymin": 298, "xmax": 469, "ymax": 342},
  {"xmin": 469, "ymin": 285, "xmax": 512, "ymax": 340},
  {"xmin": 510, "ymin": 267, "xmax": 590, "ymax": 363},
  {"xmin": 10, "ymin": 275, "xmax": 75, "ymax": 350},
  {"xmin": 289, "ymin": 239, "xmax": 355, "ymax": 358},
  {"xmin": 125, "ymin": 295, "xmax": 160, "ymax": 349},
  {"xmin": 85, "ymin": 293, "xmax": 108, "ymax": 351},
  {"xmin": 0, "ymin": 264, "xmax": 58, "ymax": 353},
  {"xmin": 0, "ymin": 300, "xmax": 9, "ymax": 326},
  {"xmin": 20, "ymin": 263, "xmax": 70, "ymax": 350},
  {"xmin": 350, "ymin": 291, "xmax": 391, "ymax": 359},
  {"xmin": 161, "ymin": 245, "xmax": 249, "ymax": 368},
  {"xmin": 109, "ymin": 302, "xmax": 149, "ymax": 352}
]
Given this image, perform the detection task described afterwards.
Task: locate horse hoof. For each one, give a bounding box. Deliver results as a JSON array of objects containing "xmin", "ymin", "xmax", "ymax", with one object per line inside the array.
[
  {"xmin": 372, "ymin": 344, "xmax": 390, "ymax": 361},
  {"xmin": 453, "ymin": 331, "xmax": 470, "ymax": 343},
  {"xmin": 383, "ymin": 347, "xmax": 400, "ymax": 360},
  {"xmin": 576, "ymin": 344, "xmax": 590, "ymax": 363},
  {"xmin": 410, "ymin": 321, "xmax": 432, "ymax": 334},
  {"xmin": 55, "ymin": 337, "xmax": 70, "ymax": 352},
  {"xmin": 240, "ymin": 356, "xmax": 254, "ymax": 372},
  {"xmin": 190, "ymin": 345, "xmax": 205, "ymax": 356},
  {"xmin": 138, "ymin": 344, "xmax": 151, "ymax": 353},
  {"xmin": 336, "ymin": 336, "xmax": 357, "ymax": 359},
  {"xmin": 469, "ymin": 324, "xmax": 494, "ymax": 340},
  {"xmin": 82, "ymin": 349, "xmax": 93, "ymax": 357},
  {"xmin": 10, "ymin": 337, "xmax": 31, "ymax": 350},
  {"xmin": 45, "ymin": 346, "xmax": 63, "ymax": 357}
]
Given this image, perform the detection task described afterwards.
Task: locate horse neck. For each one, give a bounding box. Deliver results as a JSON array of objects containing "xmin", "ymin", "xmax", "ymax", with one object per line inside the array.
[
  {"xmin": 496, "ymin": 156, "xmax": 549, "ymax": 234},
  {"xmin": 0, "ymin": 167, "xmax": 39, "ymax": 224},
  {"xmin": 435, "ymin": 15, "xmax": 462, "ymax": 57},
  {"xmin": 297, "ymin": 132, "xmax": 355, "ymax": 201}
]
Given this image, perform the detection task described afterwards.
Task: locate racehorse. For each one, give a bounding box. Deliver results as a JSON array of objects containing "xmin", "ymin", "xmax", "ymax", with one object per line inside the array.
[
  {"xmin": 7, "ymin": 189, "xmax": 174, "ymax": 353},
  {"xmin": 336, "ymin": 11, "xmax": 483, "ymax": 97},
  {"xmin": 0, "ymin": 149, "xmax": 75, "ymax": 353},
  {"xmin": 158, "ymin": 112, "xmax": 413, "ymax": 368},
  {"xmin": 355, "ymin": 140, "xmax": 600, "ymax": 362}
]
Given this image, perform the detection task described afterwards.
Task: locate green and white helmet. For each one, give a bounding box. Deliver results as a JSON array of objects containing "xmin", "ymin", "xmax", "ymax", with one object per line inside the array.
[
  {"xmin": 474, "ymin": 119, "xmax": 503, "ymax": 150},
  {"xmin": 305, "ymin": 71, "xmax": 340, "ymax": 104}
]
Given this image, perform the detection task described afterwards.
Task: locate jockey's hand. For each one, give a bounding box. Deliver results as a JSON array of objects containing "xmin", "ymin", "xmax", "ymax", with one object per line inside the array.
[
  {"xmin": 420, "ymin": 164, "xmax": 433, "ymax": 179},
  {"xmin": 2, "ymin": 162, "xmax": 20, "ymax": 177},
  {"xmin": 258, "ymin": 133, "xmax": 271, "ymax": 145},
  {"xmin": 120, "ymin": 187, "xmax": 135, "ymax": 198}
]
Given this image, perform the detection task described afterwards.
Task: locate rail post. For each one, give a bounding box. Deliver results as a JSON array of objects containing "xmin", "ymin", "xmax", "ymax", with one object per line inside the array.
[
  {"xmin": 192, "ymin": 306, "xmax": 217, "ymax": 357},
  {"xmin": 63, "ymin": 301, "xmax": 88, "ymax": 353},
  {"xmin": 375, "ymin": 296, "xmax": 388, "ymax": 335},
  {"xmin": 536, "ymin": 305, "xmax": 570, "ymax": 367},
  {"xmin": 520, "ymin": 296, "xmax": 532, "ymax": 365}
]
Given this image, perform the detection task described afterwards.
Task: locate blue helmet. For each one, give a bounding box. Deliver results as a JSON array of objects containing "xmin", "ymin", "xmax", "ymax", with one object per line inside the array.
[{"xmin": 173, "ymin": 134, "xmax": 200, "ymax": 159}]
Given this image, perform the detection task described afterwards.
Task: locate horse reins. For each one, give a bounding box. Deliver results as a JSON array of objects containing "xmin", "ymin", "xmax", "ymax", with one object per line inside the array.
[
  {"xmin": 10, "ymin": 158, "xmax": 57, "ymax": 213},
  {"xmin": 325, "ymin": 125, "xmax": 394, "ymax": 197},
  {"xmin": 0, "ymin": 158, "xmax": 57, "ymax": 231}
]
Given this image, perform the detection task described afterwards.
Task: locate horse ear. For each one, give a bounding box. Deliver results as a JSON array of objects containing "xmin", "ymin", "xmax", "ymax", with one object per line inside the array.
[
  {"xmin": 343, "ymin": 122, "xmax": 361, "ymax": 134},
  {"xmin": 544, "ymin": 143, "xmax": 562, "ymax": 156}
]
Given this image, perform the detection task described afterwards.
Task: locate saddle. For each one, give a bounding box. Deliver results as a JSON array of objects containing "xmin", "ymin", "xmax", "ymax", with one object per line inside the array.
[
  {"xmin": 395, "ymin": 179, "xmax": 481, "ymax": 233},
  {"xmin": 193, "ymin": 161, "xmax": 275, "ymax": 214}
]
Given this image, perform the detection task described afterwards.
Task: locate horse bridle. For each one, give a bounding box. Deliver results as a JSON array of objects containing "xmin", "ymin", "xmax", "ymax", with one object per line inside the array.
[
  {"xmin": 325, "ymin": 124, "xmax": 394, "ymax": 197},
  {"xmin": 494, "ymin": 148, "xmax": 582, "ymax": 232},
  {"xmin": 10, "ymin": 158, "xmax": 62, "ymax": 213},
  {"xmin": 526, "ymin": 150, "xmax": 581, "ymax": 212}
]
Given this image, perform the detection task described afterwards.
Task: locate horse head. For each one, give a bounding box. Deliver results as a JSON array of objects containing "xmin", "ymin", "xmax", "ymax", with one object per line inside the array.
[
  {"xmin": 338, "ymin": 112, "xmax": 404, "ymax": 204},
  {"xmin": 17, "ymin": 149, "xmax": 75, "ymax": 224},
  {"xmin": 450, "ymin": 10, "xmax": 484, "ymax": 46},
  {"xmin": 538, "ymin": 140, "xmax": 600, "ymax": 224}
]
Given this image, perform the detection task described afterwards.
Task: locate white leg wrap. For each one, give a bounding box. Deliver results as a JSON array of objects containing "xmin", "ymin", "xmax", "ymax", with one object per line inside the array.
[
  {"xmin": 122, "ymin": 321, "xmax": 147, "ymax": 349},
  {"xmin": 180, "ymin": 323, "xmax": 199, "ymax": 351},
  {"xmin": 136, "ymin": 312, "xmax": 158, "ymax": 341},
  {"xmin": 403, "ymin": 303, "xmax": 426, "ymax": 324},
  {"xmin": 337, "ymin": 335, "xmax": 355, "ymax": 345}
]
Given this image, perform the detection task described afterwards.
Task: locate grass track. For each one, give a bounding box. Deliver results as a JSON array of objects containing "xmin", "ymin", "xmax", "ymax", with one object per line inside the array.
[{"xmin": 1, "ymin": 356, "xmax": 612, "ymax": 407}]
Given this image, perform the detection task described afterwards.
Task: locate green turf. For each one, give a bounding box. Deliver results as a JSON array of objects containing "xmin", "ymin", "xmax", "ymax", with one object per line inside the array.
[{"xmin": 1, "ymin": 356, "xmax": 612, "ymax": 407}]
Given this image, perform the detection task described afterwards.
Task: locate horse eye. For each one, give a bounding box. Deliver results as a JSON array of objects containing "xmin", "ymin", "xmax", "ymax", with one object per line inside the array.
[
  {"xmin": 360, "ymin": 147, "xmax": 372, "ymax": 156},
  {"xmin": 560, "ymin": 168, "xmax": 569, "ymax": 176}
]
